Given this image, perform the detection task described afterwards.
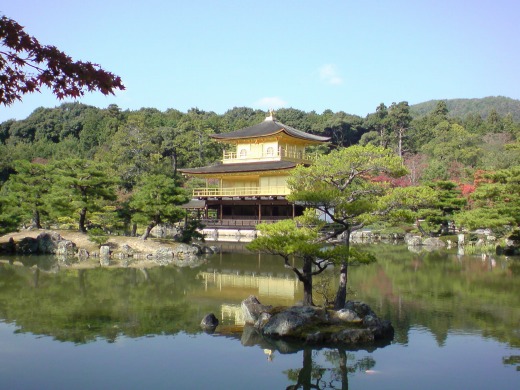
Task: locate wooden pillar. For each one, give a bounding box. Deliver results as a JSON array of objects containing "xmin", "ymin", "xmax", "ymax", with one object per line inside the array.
[
  {"xmin": 292, "ymin": 203, "xmax": 295, "ymax": 218},
  {"xmin": 258, "ymin": 203, "xmax": 262, "ymax": 221},
  {"xmin": 219, "ymin": 203, "xmax": 223, "ymax": 220}
]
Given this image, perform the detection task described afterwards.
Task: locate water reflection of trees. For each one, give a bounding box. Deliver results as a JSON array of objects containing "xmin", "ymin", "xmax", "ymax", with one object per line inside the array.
[
  {"xmin": 285, "ymin": 348, "xmax": 375, "ymax": 390},
  {"xmin": 1, "ymin": 245, "xmax": 518, "ymax": 350},
  {"xmin": 235, "ymin": 324, "xmax": 386, "ymax": 390},
  {"xmin": 0, "ymin": 263, "xmax": 213, "ymax": 343},
  {"xmin": 348, "ymin": 244, "xmax": 520, "ymax": 348}
]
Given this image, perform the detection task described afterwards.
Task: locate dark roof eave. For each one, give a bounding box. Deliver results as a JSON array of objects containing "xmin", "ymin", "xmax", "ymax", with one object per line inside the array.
[
  {"xmin": 179, "ymin": 161, "xmax": 300, "ymax": 175},
  {"xmin": 210, "ymin": 119, "xmax": 329, "ymax": 143}
]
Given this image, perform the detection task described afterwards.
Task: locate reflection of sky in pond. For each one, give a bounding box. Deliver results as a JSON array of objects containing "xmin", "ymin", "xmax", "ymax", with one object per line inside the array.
[
  {"xmin": 1, "ymin": 245, "xmax": 519, "ymax": 389},
  {"xmin": 1, "ymin": 321, "xmax": 518, "ymax": 390}
]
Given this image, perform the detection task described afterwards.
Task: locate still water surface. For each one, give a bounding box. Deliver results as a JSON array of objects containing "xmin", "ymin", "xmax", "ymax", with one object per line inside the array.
[{"xmin": 0, "ymin": 244, "xmax": 518, "ymax": 389}]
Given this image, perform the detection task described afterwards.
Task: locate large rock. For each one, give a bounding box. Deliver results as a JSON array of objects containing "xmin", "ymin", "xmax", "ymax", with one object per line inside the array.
[
  {"xmin": 261, "ymin": 306, "xmax": 326, "ymax": 338},
  {"xmin": 16, "ymin": 237, "xmax": 39, "ymax": 254},
  {"xmin": 241, "ymin": 295, "xmax": 272, "ymax": 325},
  {"xmin": 422, "ymin": 237, "xmax": 445, "ymax": 248},
  {"xmin": 154, "ymin": 244, "xmax": 200, "ymax": 265},
  {"xmin": 173, "ymin": 243, "xmax": 201, "ymax": 258},
  {"xmin": 499, "ymin": 231, "xmax": 520, "ymax": 256},
  {"xmin": 37, "ymin": 232, "xmax": 64, "ymax": 254},
  {"xmin": 332, "ymin": 308, "xmax": 362, "ymax": 323},
  {"xmin": 200, "ymin": 313, "xmax": 219, "ymax": 332},
  {"xmin": 56, "ymin": 240, "xmax": 76, "ymax": 256},
  {"xmin": 99, "ymin": 245, "xmax": 110, "ymax": 257},
  {"xmin": 240, "ymin": 296, "xmax": 394, "ymax": 347},
  {"xmin": 0, "ymin": 238, "xmax": 16, "ymax": 254},
  {"xmin": 405, "ymin": 234, "xmax": 423, "ymax": 246},
  {"xmin": 344, "ymin": 301, "xmax": 375, "ymax": 317},
  {"xmin": 11, "ymin": 232, "xmax": 77, "ymax": 256}
]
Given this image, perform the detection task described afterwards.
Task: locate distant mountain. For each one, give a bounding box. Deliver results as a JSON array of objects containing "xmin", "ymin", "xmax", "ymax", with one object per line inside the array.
[{"xmin": 410, "ymin": 96, "xmax": 520, "ymax": 121}]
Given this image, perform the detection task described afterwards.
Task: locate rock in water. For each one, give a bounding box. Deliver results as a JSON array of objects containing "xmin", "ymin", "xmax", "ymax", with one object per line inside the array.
[
  {"xmin": 201, "ymin": 313, "xmax": 219, "ymax": 331},
  {"xmin": 241, "ymin": 295, "xmax": 272, "ymax": 324}
]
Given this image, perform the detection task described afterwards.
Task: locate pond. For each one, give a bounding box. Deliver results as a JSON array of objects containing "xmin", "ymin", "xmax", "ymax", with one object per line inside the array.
[{"xmin": 0, "ymin": 244, "xmax": 519, "ymax": 389}]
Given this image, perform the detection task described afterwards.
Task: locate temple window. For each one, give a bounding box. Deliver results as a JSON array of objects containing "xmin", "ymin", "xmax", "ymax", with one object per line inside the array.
[{"xmin": 239, "ymin": 149, "xmax": 247, "ymax": 158}]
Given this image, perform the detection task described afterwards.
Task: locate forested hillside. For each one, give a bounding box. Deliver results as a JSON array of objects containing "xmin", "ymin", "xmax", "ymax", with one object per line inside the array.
[
  {"xmin": 411, "ymin": 96, "xmax": 520, "ymax": 121},
  {"xmin": 1, "ymin": 99, "xmax": 519, "ymax": 235}
]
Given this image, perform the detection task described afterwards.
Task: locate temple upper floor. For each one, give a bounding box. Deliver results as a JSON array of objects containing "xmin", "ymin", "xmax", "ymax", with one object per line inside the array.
[{"xmin": 222, "ymin": 140, "xmax": 316, "ymax": 164}]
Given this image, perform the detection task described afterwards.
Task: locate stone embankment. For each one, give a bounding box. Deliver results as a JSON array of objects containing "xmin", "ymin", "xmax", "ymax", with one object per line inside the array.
[
  {"xmin": 0, "ymin": 230, "xmax": 219, "ymax": 268},
  {"xmin": 352, "ymin": 229, "xmax": 520, "ymax": 256}
]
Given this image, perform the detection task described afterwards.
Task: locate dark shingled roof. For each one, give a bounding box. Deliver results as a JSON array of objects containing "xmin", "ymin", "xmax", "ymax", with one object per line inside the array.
[
  {"xmin": 179, "ymin": 160, "xmax": 299, "ymax": 175},
  {"xmin": 211, "ymin": 117, "xmax": 330, "ymax": 142}
]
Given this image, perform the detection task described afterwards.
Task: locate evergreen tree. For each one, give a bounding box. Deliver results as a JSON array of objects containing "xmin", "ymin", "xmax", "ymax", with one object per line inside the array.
[
  {"xmin": 50, "ymin": 159, "xmax": 118, "ymax": 232},
  {"xmin": 0, "ymin": 159, "xmax": 51, "ymax": 228},
  {"xmin": 455, "ymin": 166, "xmax": 520, "ymax": 230},
  {"xmin": 287, "ymin": 144, "xmax": 408, "ymax": 309},
  {"xmin": 129, "ymin": 174, "xmax": 189, "ymax": 240}
]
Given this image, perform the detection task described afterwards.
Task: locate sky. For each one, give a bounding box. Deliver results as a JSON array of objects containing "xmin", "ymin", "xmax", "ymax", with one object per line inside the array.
[{"xmin": 1, "ymin": 0, "xmax": 519, "ymax": 122}]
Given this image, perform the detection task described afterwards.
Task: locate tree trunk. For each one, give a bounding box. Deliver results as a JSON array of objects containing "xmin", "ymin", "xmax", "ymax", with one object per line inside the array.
[
  {"xmin": 338, "ymin": 348, "xmax": 349, "ymax": 390},
  {"xmin": 172, "ymin": 150, "xmax": 178, "ymax": 177},
  {"xmin": 131, "ymin": 223, "xmax": 137, "ymax": 237},
  {"xmin": 302, "ymin": 255, "xmax": 314, "ymax": 306},
  {"xmin": 286, "ymin": 348, "xmax": 314, "ymax": 390},
  {"xmin": 334, "ymin": 229, "xmax": 351, "ymax": 310},
  {"xmin": 141, "ymin": 222, "xmax": 155, "ymax": 240},
  {"xmin": 31, "ymin": 209, "xmax": 41, "ymax": 229},
  {"xmin": 398, "ymin": 129, "xmax": 403, "ymax": 158},
  {"xmin": 78, "ymin": 207, "xmax": 87, "ymax": 233}
]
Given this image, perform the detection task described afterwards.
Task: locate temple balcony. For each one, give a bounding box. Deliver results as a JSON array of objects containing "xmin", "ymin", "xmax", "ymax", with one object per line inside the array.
[
  {"xmin": 222, "ymin": 148, "xmax": 316, "ymax": 164},
  {"xmin": 192, "ymin": 185, "xmax": 290, "ymax": 198}
]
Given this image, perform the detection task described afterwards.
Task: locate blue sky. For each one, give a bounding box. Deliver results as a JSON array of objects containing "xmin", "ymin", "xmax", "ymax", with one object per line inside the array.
[{"xmin": 1, "ymin": 0, "xmax": 519, "ymax": 122}]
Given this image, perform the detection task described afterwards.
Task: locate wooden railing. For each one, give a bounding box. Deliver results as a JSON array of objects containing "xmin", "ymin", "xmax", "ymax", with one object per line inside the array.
[
  {"xmin": 193, "ymin": 186, "xmax": 290, "ymax": 197},
  {"xmin": 200, "ymin": 218, "xmax": 289, "ymax": 227},
  {"xmin": 222, "ymin": 148, "xmax": 316, "ymax": 163}
]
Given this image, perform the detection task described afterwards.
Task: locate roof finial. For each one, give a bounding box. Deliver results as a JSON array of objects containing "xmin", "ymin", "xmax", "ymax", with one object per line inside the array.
[{"xmin": 265, "ymin": 108, "xmax": 275, "ymax": 121}]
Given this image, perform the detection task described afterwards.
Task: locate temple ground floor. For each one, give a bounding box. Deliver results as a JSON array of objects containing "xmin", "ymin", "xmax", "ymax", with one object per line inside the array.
[{"xmin": 184, "ymin": 198, "xmax": 304, "ymax": 228}]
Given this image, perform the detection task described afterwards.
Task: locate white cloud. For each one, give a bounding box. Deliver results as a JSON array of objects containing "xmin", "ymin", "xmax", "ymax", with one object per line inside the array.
[
  {"xmin": 319, "ymin": 64, "xmax": 343, "ymax": 85},
  {"xmin": 254, "ymin": 96, "xmax": 288, "ymax": 110}
]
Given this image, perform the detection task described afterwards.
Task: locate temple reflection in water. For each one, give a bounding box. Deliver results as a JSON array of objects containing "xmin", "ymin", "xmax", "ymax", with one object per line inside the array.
[{"xmin": 198, "ymin": 269, "xmax": 302, "ymax": 325}]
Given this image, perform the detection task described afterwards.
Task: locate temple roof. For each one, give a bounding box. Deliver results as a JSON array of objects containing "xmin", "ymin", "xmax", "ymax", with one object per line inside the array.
[
  {"xmin": 211, "ymin": 115, "xmax": 330, "ymax": 143},
  {"xmin": 179, "ymin": 160, "xmax": 298, "ymax": 175}
]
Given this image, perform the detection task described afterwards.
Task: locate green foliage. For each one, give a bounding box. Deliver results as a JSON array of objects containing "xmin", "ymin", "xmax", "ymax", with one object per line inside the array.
[
  {"xmin": 378, "ymin": 185, "xmax": 438, "ymax": 224},
  {"xmin": 247, "ymin": 219, "xmax": 337, "ymax": 305},
  {"xmin": 0, "ymin": 159, "xmax": 52, "ymax": 228},
  {"xmin": 49, "ymin": 159, "xmax": 118, "ymax": 232},
  {"xmin": 178, "ymin": 218, "xmax": 205, "ymax": 243},
  {"xmin": 1, "ymin": 97, "xmax": 520, "ymax": 235},
  {"xmin": 455, "ymin": 166, "xmax": 520, "ymax": 230},
  {"xmin": 129, "ymin": 174, "xmax": 189, "ymax": 239},
  {"xmin": 288, "ymin": 144, "xmax": 408, "ymax": 235},
  {"xmin": 0, "ymin": 195, "xmax": 21, "ymax": 234},
  {"xmin": 247, "ymin": 220, "xmax": 321, "ymax": 259},
  {"xmin": 87, "ymin": 228, "xmax": 109, "ymax": 246},
  {"xmin": 410, "ymin": 96, "xmax": 520, "ymax": 122},
  {"xmin": 421, "ymin": 122, "xmax": 480, "ymax": 169}
]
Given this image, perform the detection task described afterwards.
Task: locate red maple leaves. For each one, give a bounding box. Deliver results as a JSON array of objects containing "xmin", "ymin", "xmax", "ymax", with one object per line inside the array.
[{"xmin": 0, "ymin": 15, "xmax": 124, "ymax": 106}]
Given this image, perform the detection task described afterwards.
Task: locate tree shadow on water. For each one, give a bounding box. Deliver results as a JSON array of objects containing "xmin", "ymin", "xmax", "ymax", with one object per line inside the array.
[{"xmin": 227, "ymin": 324, "xmax": 388, "ymax": 390}]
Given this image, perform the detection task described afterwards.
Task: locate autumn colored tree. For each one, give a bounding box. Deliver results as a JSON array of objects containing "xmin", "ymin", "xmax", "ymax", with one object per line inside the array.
[
  {"xmin": 455, "ymin": 166, "xmax": 520, "ymax": 230},
  {"xmin": 0, "ymin": 15, "xmax": 124, "ymax": 105}
]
